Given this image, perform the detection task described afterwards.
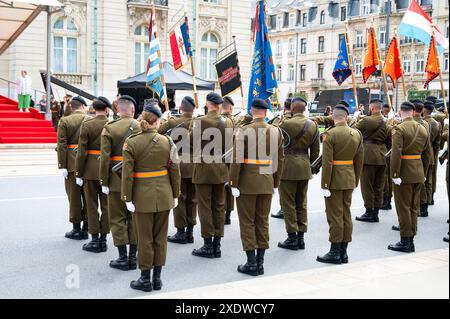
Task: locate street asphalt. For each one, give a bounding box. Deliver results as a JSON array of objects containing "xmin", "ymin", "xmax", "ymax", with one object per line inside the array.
[{"xmin": 0, "ymin": 160, "xmax": 448, "ymax": 299}]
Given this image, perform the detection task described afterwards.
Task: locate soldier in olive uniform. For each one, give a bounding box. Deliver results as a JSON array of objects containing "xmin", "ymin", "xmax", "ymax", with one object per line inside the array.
[
  {"xmin": 388, "ymin": 102, "xmax": 431, "ymax": 253},
  {"xmin": 159, "ymin": 96, "xmax": 197, "ymax": 244},
  {"xmin": 122, "ymin": 101, "xmax": 181, "ymax": 292},
  {"xmin": 230, "ymin": 98, "xmax": 284, "ymax": 276},
  {"xmin": 100, "ymin": 95, "xmax": 140, "ymax": 270},
  {"xmin": 57, "ymin": 96, "xmax": 89, "ymax": 240},
  {"xmin": 317, "ymin": 103, "xmax": 364, "ymax": 265},
  {"xmin": 190, "ymin": 93, "xmax": 233, "ymax": 259},
  {"xmin": 354, "ymin": 99, "xmax": 391, "ymax": 223},
  {"xmin": 277, "ymin": 97, "xmax": 320, "ymax": 250},
  {"xmin": 220, "ymin": 96, "xmax": 236, "ymax": 225},
  {"xmin": 381, "ymin": 104, "xmax": 397, "ymax": 211},
  {"xmin": 441, "ymin": 120, "xmax": 449, "ymax": 243}
]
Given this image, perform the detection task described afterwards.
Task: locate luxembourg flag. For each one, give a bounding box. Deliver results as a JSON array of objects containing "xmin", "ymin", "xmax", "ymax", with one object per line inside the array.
[
  {"xmin": 169, "ymin": 20, "xmax": 192, "ymax": 71},
  {"xmin": 398, "ymin": 0, "xmax": 448, "ymax": 55}
]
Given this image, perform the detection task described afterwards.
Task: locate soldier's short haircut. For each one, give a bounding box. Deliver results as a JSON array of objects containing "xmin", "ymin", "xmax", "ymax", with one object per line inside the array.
[
  {"xmin": 118, "ymin": 99, "xmax": 134, "ymax": 112},
  {"xmin": 333, "ymin": 108, "xmax": 347, "ymax": 120},
  {"xmin": 413, "ymin": 101, "xmax": 424, "ymax": 113},
  {"xmin": 70, "ymin": 99, "xmax": 84, "ymax": 110},
  {"xmin": 369, "ymin": 100, "xmax": 383, "ymax": 110},
  {"xmin": 93, "ymin": 100, "xmax": 107, "ymax": 111}
]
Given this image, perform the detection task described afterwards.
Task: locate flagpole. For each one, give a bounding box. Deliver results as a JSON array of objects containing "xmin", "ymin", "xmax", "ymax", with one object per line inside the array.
[
  {"xmin": 431, "ymin": 25, "xmax": 448, "ymax": 117},
  {"xmin": 232, "ymin": 36, "xmax": 246, "ymax": 111},
  {"xmin": 184, "ymin": 3, "xmax": 200, "ymax": 109},
  {"xmin": 345, "ymin": 22, "xmax": 359, "ymax": 112},
  {"xmin": 394, "ymin": 27, "xmax": 407, "ymax": 101}
]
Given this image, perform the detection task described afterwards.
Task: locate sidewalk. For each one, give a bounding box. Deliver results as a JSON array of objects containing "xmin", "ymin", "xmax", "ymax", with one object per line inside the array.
[
  {"xmin": 141, "ymin": 249, "xmax": 449, "ymax": 299},
  {"xmin": 0, "ymin": 148, "xmax": 58, "ymax": 177}
]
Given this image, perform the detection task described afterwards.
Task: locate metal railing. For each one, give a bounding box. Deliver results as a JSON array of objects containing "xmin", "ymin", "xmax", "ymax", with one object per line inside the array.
[
  {"xmin": 0, "ymin": 77, "xmax": 46, "ymax": 103},
  {"xmin": 127, "ymin": 0, "xmax": 169, "ymax": 6}
]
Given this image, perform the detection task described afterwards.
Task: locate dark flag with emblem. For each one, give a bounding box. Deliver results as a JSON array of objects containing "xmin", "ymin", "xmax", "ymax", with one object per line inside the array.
[
  {"xmin": 333, "ymin": 36, "xmax": 352, "ymax": 86},
  {"xmin": 215, "ymin": 51, "xmax": 242, "ymax": 97}
]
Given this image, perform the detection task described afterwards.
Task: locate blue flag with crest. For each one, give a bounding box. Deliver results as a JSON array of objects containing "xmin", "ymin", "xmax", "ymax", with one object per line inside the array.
[{"xmin": 333, "ymin": 37, "xmax": 352, "ymax": 86}]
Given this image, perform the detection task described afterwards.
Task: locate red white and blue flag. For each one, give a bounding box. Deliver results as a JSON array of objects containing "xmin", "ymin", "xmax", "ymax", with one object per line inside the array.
[
  {"xmin": 170, "ymin": 19, "xmax": 192, "ymax": 70},
  {"xmin": 398, "ymin": 0, "xmax": 448, "ymax": 55}
]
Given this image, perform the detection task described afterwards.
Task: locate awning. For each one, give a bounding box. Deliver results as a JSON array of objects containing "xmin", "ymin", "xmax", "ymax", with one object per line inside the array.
[{"xmin": 0, "ymin": 1, "xmax": 61, "ymax": 55}]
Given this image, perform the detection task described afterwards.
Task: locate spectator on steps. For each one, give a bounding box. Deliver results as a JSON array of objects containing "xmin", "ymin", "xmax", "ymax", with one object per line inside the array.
[
  {"xmin": 16, "ymin": 70, "xmax": 32, "ymax": 113},
  {"xmin": 38, "ymin": 95, "xmax": 47, "ymax": 113}
]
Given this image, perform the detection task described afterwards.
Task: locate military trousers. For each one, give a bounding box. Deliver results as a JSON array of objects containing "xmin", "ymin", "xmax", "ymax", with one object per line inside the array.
[
  {"xmin": 361, "ymin": 164, "xmax": 386, "ymax": 209},
  {"xmin": 236, "ymin": 194, "xmax": 272, "ymax": 251},
  {"xmin": 83, "ymin": 180, "xmax": 109, "ymax": 235},
  {"xmin": 225, "ymin": 184, "xmax": 235, "ymax": 213},
  {"xmin": 64, "ymin": 172, "xmax": 87, "ymax": 224},
  {"xmin": 325, "ymin": 190, "xmax": 353, "ymax": 243},
  {"xmin": 279, "ymin": 179, "xmax": 308, "ymax": 233},
  {"xmin": 432, "ymin": 154, "xmax": 438, "ymax": 195},
  {"xmin": 134, "ymin": 211, "xmax": 169, "ymax": 271},
  {"xmin": 195, "ymin": 184, "xmax": 226, "ymax": 238},
  {"xmin": 420, "ymin": 165, "xmax": 432, "ymax": 205},
  {"xmin": 108, "ymin": 191, "xmax": 136, "ymax": 246},
  {"xmin": 174, "ymin": 178, "xmax": 197, "ymax": 229},
  {"xmin": 394, "ymin": 183, "xmax": 421, "ymax": 237},
  {"xmin": 384, "ymin": 160, "xmax": 393, "ymax": 199}
]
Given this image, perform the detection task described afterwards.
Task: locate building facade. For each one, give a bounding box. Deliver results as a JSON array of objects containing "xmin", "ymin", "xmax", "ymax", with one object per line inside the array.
[
  {"xmin": 268, "ymin": 0, "xmax": 449, "ymax": 106},
  {"xmin": 0, "ymin": 0, "xmax": 253, "ymax": 106}
]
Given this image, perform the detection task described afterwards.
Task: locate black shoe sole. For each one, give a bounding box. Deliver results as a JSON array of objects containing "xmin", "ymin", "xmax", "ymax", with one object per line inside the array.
[
  {"xmin": 187, "ymin": 238, "xmax": 194, "ymax": 244},
  {"xmin": 341, "ymin": 258, "xmax": 349, "ymax": 264},
  {"xmin": 387, "ymin": 246, "xmax": 414, "ymax": 253},
  {"xmin": 152, "ymin": 283, "xmax": 163, "ymax": 291},
  {"xmin": 271, "ymin": 215, "xmax": 284, "ymax": 219},
  {"xmin": 392, "ymin": 226, "xmax": 400, "ymax": 231},
  {"xmin": 278, "ymin": 243, "xmax": 299, "ymax": 251},
  {"xmin": 355, "ymin": 218, "xmax": 379, "ymax": 223},
  {"xmin": 109, "ymin": 264, "xmax": 131, "ymax": 271},
  {"xmin": 192, "ymin": 252, "xmax": 215, "ymax": 259},
  {"xmin": 65, "ymin": 236, "xmax": 84, "ymax": 240},
  {"xmin": 237, "ymin": 268, "xmax": 259, "ymax": 276},
  {"xmin": 298, "ymin": 245, "xmax": 305, "ymax": 250},
  {"xmin": 130, "ymin": 282, "xmax": 152, "ymax": 292},
  {"xmin": 167, "ymin": 239, "xmax": 188, "ymax": 244},
  {"xmin": 316, "ymin": 257, "xmax": 342, "ymax": 265}
]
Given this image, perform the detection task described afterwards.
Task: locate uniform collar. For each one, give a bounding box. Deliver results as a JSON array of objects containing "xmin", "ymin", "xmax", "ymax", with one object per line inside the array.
[
  {"xmin": 336, "ymin": 122, "xmax": 348, "ymax": 127},
  {"xmin": 120, "ymin": 115, "xmax": 133, "ymax": 119},
  {"xmin": 207, "ymin": 110, "xmax": 219, "ymax": 117},
  {"xmin": 423, "ymin": 115, "xmax": 432, "ymax": 120},
  {"xmin": 403, "ymin": 117, "xmax": 413, "ymax": 122},
  {"xmin": 182, "ymin": 113, "xmax": 193, "ymax": 119},
  {"xmin": 143, "ymin": 128, "xmax": 158, "ymax": 133},
  {"xmin": 293, "ymin": 113, "xmax": 306, "ymax": 119},
  {"xmin": 252, "ymin": 117, "xmax": 266, "ymax": 123}
]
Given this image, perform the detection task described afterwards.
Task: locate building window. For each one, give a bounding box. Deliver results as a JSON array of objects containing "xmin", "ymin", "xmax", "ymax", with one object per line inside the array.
[
  {"xmin": 200, "ymin": 32, "xmax": 219, "ymax": 80},
  {"xmin": 288, "ymin": 64, "xmax": 295, "ymax": 81},
  {"xmin": 276, "ymin": 40, "xmax": 282, "ymax": 57},
  {"xmin": 289, "ymin": 13, "xmax": 295, "ymax": 28},
  {"xmin": 355, "ymin": 30, "xmax": 363, "ymax": 48},
  {"xmin": 300, "ymin": 38, "xmax": 307, "ymax": 54},
  {"xmin": 403, "ymin": 55, "xmax": 411, "ymax": 74},
  {"xmin": 340, "ymin": 6, "xmax": 347, "ymax": 21},
  {"xmin": 296, "ymin": 10, "xmax": 302, "ymax": 26},
  {"xmin": 320, "ymin": 10, "xmax": 326, "ymax": 24},
  {"xmin": 302, "ymin": 13, "xmax": 308, "ymax": 27},
  {"xmin": 134, "ymin": 24, "xmax": 150, "ymax": 74},
  {"xmin": 52, "ymin": 17, "xmax": 79, "ymax": 73},
  {"xmin": 318, "ymin": 36, "xmax": 325, "ymax": 52},
  {"xmin": 277, "ymin": 15, "xmax": 282, "ymax": 30},
  {"xmin": 203, "ymin": 0, "xmax": 221, "ymax": 3},
  {"xmin": 361, "ymin": 0, "xmax": 370, "ymax": 16},
  {"xmin": 317, "ymin": 63, "xmax": 324, "ymax": 79},
  {"xmin": 415, "ymin": 54, "xmax": 425, "ymax": 73},
  {"xmin": 283, "ymin": 12, "xmax": 289, "ymax": 28},
  {"xmin": 379, "ymin": 25, "xmax": 386, "ymax": 46},
  {"xmin": 354, "ymin": 58, "xmax": 362, "ymax": 75},
  {"xmin": 446, "ymin": 20, "xmax": 449, "ymax": 39},
  {"xmin": 288, "ymin": 38, "xmax": 295, "ymax": 56},
  {"xmin": 300, "ymin": 65, "xmax": 306, "ymax": 81},
  {"xmin": 276, "ymin": 65, "xmax": 282, "ymax": 81},
  {"xmin": 338, "ymin": 34, "xmax": 345, "ymax": 49},
  {"xmin": 444, "ymin": 53, "xmax": 449, "ymax": 72}
]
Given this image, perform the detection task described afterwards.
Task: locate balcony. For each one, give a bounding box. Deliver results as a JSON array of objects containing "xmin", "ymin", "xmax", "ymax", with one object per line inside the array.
[
  {"xmin": 53, "ymin": 73, "xmax": 92, "ymax": 87},
  {"xmin": 310, "ymin": 78, "xmax": 325, "ymax": 88},
  {"xmin": 127, "ymin": 0, "xmax": 168, "ymax": 8}
]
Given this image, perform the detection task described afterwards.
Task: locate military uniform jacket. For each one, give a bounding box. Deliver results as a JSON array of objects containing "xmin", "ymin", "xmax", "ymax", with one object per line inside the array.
[
  {"xmin": 272, "ymin": 110, "xmax": 292, "ymax": 126},
  {"xmin": 354, "ymin": 113, "xmax": 390, "ymax": 166},
  {"xmin": 280, "ymin": 113, "xmax": 320, "ymax": 180},
  {"xmin": 75, "ymin": 115, "xmax": 109, "ymax": 180},
  {"xmin": 313, "ymin": 115, "xmax": 357, "ymax": 128},
  {"xmin": 321, "ymin": 122, "xmax": 364, "ymax": 190},
  {"xmin": 414, "ymin": 115, "xmax": 433, "ymax": 166},
  {"xmin": 423, "ymin": 115, "xmax": 441, "ymax": 164},
  {"xmin": 229, "ymin": 118, "xmax": 285, "ymax": 195},
  {"xmin": 99, "ymin": 116, "xmax": 140, "ymax": 193},
  {"xmin": 391, "ymin": 118, "xmax": 430, "ymax": 184},
  {"xmin": 159, "ymin": 114, "xmax": 195, "ymax": 179},
  {"xmin": 57, "ymin": 111, "xmax": 89, "ymax": 172},
  {"xmin": 189, "ymin": 110, "xmax": 234, "ymax": 184},
  {"xmin": 121, "ymin": 129, "xmax": 181, "ymax": 213}
]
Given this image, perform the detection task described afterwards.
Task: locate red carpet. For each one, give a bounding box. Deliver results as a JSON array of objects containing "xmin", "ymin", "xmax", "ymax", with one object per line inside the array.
[{"xmin": 0, "ymin": 95, "xmax": 57, "ymax": 144}]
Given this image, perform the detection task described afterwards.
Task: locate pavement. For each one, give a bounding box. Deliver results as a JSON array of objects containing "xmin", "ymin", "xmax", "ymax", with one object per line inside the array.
[{"xmin": 0, "ymin": 148, "xmax": 448, "ymax": 299}]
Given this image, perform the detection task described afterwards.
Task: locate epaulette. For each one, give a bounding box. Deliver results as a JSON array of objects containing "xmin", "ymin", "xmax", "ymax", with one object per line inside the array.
[
  {"xmin": 107, "ymin": 118, "xmax": 122, "ymax": 126},
  {"xmin": 127, "ymin": 132, "xmax": 142, "ymax": 140}
]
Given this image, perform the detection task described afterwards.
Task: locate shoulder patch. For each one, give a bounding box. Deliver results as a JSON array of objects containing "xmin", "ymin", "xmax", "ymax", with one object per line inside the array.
[
  {"xmin": 392, "ymin": 128, "xmax": 396, "ymax": 136},
  {"xmin": 101, "ymin": 128, "xmax": 108, "ymax": 136},
  {"xmin": 123, "ymin": 142, "xmax": 128, "ymax": 151}
]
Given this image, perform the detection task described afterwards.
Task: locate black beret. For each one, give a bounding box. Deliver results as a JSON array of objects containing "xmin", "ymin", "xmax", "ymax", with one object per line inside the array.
[
  {"xmin": 424, "ymin": 101, "xmax": 435, "ymax": 111},
  {"xmin": 370, "ymin": 99, "xmax": 383, "ymax": 104},
  {"xmin": 119, "ymin": 95, "xmax": 137, "ymax": 108},
  {"xmin": 292, "ymin": 97, "xmax": 307, "ymax": 105},
  {"xmin": 97, "ymin": 96, "xmax": 112, "ymax": 109},
  {"xmin": 334, "ymin": 104, "xmax": 349, "ymax": 115},
  {"xmin": 251, "ymin": 98, "xmax": 269, "ymax": 110},
  {"xmin": 401, "ymin": 101, "xmax": 415, "ymax": 111},
  {"xmin": 182, "ymin": 96, "xmax": 196, "ymax": 109},
  {"xmin": 206, "ymin": 92, "xmax": 224, "ymax": 105},
  {"xmin": 426, "ymin": 96, "xmax": 437, "ymax": 104},
  {"xmin": 285, "ymin": 98, "xmax": 292, "ymax": 107},
  {"xmin": 143, "ymin": 100, "xmax": 162, "ymax": 118},
  {"xmin": 223, "ymin": 96, "xmax": 234, "ymax": 106},
  {"xmin": 382, "ymin": 104, "xmax": 390, "ymax": 108},
  {"xmin": 338, "ymin": 100, "xmax": 350, "ymax": 109},
  {"xmin": 72, "ymin": 96, "xmax": 87, "ymax": 106},
  {"xmin": 410, "ymin": 99, "xmax": 424, "ymax": 105}
]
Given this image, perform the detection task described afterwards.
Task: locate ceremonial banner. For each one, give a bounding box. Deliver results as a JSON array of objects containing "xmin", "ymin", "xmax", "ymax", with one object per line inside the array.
[
  {"xmin": 333, "ymin": 37, "xmax": 352, "ymax": 86},
  {"xmin": 363, "ymin": 28, "xmax": 380, "ymax": 84},
  {"xmin": 215, "ymin": 52, "xmax": 242, "ymax": 97},
  {"xmin": 247, "ymin": 0, "xmax": 277, "ymax": 112},
  {"xmin": 383, "ymin": 37, "xmax": 402, "ymax": 88},
  {"xmin": 169, "ymin": 20, "xmax": 192, "ymax": 70},
  {"xmin": 424, "ymin": 35, "xmax": 440, "ymax": 88}
]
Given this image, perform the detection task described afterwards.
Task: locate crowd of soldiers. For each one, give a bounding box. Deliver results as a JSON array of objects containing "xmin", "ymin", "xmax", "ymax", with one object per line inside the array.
[{"xmin": 56, "ymin": 92, "xmax": 449, "ymax": 292}]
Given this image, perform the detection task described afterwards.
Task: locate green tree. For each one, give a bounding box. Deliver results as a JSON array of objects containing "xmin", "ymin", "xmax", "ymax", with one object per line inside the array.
[{"xmin": 408, "ymin": 88, "xmax": 431, "ymax": 101}]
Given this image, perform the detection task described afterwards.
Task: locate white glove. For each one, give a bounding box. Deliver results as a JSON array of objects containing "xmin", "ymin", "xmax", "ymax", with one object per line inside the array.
[
  {"xmin": 173, "ymin": 198, "xmax": 179, "ymax": 208},
  {"xmin": 101, "ymin": 186, "xmax": 110, "ymax": 195},
  {"xmin": 224, "ymin": 182, "xmax": 229, "ymax": 188},
  {"xmin": 354, "ymin": 111, "xmax": 361, "ymax": 118},
  {"xmin": 273, "ymin": 188, "xmax": 278, "ymax": 196},
  {"xmin": 61, "ymin": 169, "xmax": 68, "ymax": 179},
  {"xmin": 75, "ymin": 177, "xmax": 83, "ymax": 187},
  {"xmin": 393, "ymin": 178, "xmax": 402, "ymax": 186},
  {"xmin": 388, "ymin": 112, "xmax": 395, "ymax": 120},
  {"xmin": 126, "ymin": 202, "xmax": 135, "ymax": 213},
  {"xmin": 323, "ymin": 189, "xmax": 331, "ymax": 198},
  {"xmin": 231, "ymin": 187, "xmax": 240, "ymax": 198},
  {"xmin": 444, "ymin": 118, "xmax": 449, "ymax": 126}
]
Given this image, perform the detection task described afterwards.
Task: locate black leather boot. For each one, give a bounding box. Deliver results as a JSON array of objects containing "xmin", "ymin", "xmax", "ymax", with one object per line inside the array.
[
  {"xmin": 152, "ymin": 266, "xmax": 163, "ymax": 291},
  {"xmin": 392, "ymin": 225, "xmax": 400, "ymax": 231},
  {"xmin": 271, "ymin": 209, "xmax": 284, "ymax": 219},
  {"xmin": 225, "ymin": 211, "xmax": 231, "ymax": 225},
  {"xmin": 110, "ymin": 245, "xmax": 129, "ymax": 271},
  {"xmin": 316, "ymin": 243, "xmax": 342, "ymax": 264},
  {"xmin": 129, "ymin": 244, "xmax": 137, "ymax": 270},
  {"xmin": 419, "ymin": 204, "xmax": 429, "ymax": 217},
  {"xmin": 130, "ymin": 270, "xmax": 152, "ymax": 292},
  {"xmin": 82, "ymin": 234, "xmax": 102, "ymax": 253},
  {"xmin": 256, "ymin": 248, "xmax": 265, "ymax": 275},
  {"xmin": 356, "ymin": 208, "xmax": 379, "ymax": 223},
  {"xmin": 167, "ymin": 228, "xmax": 187, "ymax": 244},
  {"xmin": 99, "ymin": 234, "xmax": 107, "ymax": 252},
  {"xmin": 297, "ymin": 232, "xmax": 305, "ymax": 250},
  {"xmin": 237, "ymin": 250, "xmax": 258, "ymax": 276},
  {"xmin": 278, "ymin": 233, "xmax": 299, "ymax": 251},
  {"xmin": 410, "ymin": 236, "xmax": 415, "ymax": 252},
  {"xmin": 388, "ymin": 236, "xmax": 413, "ymax": 253},
  {"xmin": 381, "ymin": 197, "xmax": 392, "ymax": 210},
  {"xmin": 81, "ymin": 222, "xmax": 89, "ymax": 239},
  {"xmin": 186, "ymin": 225, "xmax": 194, "ymax": 244},
  {"xmin": 192, "ymin": 238, "xmax": 215, "ymax": 258},
  {"xmin": 444, "ymin": 235, "xmax": 449, "ymax": 243},
  {"xmin": 340, "ymin": 242, "xmax": 349, "ymax": 264},
  {"xmin": 213, "ymin": 237, "xmax": 222, "ymax": 258},
  {"xmin": 65, "ymin": 223, "xmax": 83, "ymax": 240}
]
